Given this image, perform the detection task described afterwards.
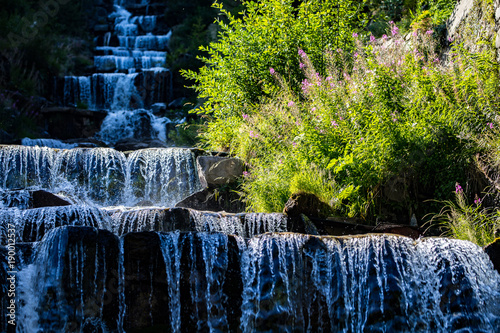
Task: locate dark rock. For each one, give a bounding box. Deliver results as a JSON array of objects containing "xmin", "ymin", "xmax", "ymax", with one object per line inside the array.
[
  {"xmin": 26, "ymin": 226, "xmax": 119, "ymax": 332},
  {"xmin": 371, "ymin": 223, "xmax": 422, "ymax": 239},
  {"xmin": 484, "ymin": 238, "xmax": 500, "ymax": 273},
  {"xmin": 283, "ymin": 192, "xmax": 334, "ymax": 219},
  {"xmin": 31, "ymin": 190, "xmax": 72, "ymax": 208},
  {"xmin": 0, "ymin": 130, "xmax": 14, "ymax": 144},
  {"xmin": 175, "ymin": 186, "xmax": 246, "ymax": 213},
  {"xmin": 168, "ymin": 97, "xmax": 187, "ymax": 109},
  {"xmin": 114, "ymin": 138, "xmax": 167, "ymax": 151},
  {"xmin": 0, "ymin": 189, "xmax": 71, "ymax": 209},
  {"xmin": 39, "ymin": 107, "xmax": 107, "ymax": 139},
  {"xmin": 114, "ymin": 138, "xmax": 149, "ymax": 151},
  {"xmin": 121, "ymin": 231, "xmax": 242, "ymax": 332},
  {"xmin": 196, "ymin": 156, "xmax": 245, "ymax": 187},
  {"xmin": 94, "ymin": 24, "xmax": 110, "ymax": 32}
]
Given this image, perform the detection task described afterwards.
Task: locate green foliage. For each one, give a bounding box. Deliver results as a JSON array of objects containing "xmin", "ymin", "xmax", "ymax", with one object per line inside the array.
[
  {"xmin": 431, "ymin": 187, "xmax": 500, "ymax": 246},
  {"xmin": 183, "ymin": 0, "xmax": 360, "ymax": 150},
  {"xmin": 212, "ymin": 22, "xmax": 500, "ymax": 219},
  {"xmin": 167, "ymin": 118, "xmax": 203, "ymax": 147}
]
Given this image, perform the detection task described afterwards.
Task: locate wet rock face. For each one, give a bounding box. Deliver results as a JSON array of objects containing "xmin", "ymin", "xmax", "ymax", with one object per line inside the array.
[
  {"xmin": 120, "ymin": 231, "xmax": 242, "ymax": 332},
  {"xmin": 196, "ymin": 156, "xmax": 245, "ymax": 188},
  {"xmin": 175, "ymin": 186, "xmax": 246, "ymax": 213},
  {"xmin": 39, "ymin": 107, "xmax": 108, "ymax": 140},
  {"xmin": 17, "ymin": 226, "xmax": 120, "ymax": 333}
]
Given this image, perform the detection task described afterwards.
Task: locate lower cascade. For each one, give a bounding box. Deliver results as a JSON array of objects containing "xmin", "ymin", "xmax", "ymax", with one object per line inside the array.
[{"xmin": 2, "ymin": 225, "xmax": 500, "ymax": 332}]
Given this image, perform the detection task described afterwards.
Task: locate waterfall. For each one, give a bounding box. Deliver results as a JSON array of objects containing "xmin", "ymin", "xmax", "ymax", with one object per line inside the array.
[
  {"xmin": 0, "ymin": 146, "xmax": 200, "ymax": 207},
  {"xmin": 240, "ymin": 234, "xmax": 500, "ymax": 332},
  {"xmin": 17, "ymin": 226, "xmax": 119, "ymax": 332},
  {"xmin": 189, "ymin": 211, "xmax": 288, "ymax": 237},
  {"xmin": 9, "ymin": 229, "xmax": 500, "ymax": 332}
]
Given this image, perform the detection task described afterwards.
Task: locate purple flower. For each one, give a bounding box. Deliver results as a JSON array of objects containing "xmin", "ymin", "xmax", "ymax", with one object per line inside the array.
[
  {"xmin": 488, "ymin": 122, "xmax": 494, "ymax": 129},
  {"xmin": 249, "ymin": 130, "xmax": 259, "ymax": 138},
  {"xmin": 474, "ymin": 196, "xmax": 481, "ymax": 205},
  {"xmin": 391, "ymin": 25, "xmax": 399, "ymax": 36},
  {"xmin": 382, "ymin": 34, "xmax": 388, "ymax": 40},
  {"xmin": 288, "ymin": 101, "xmax": 294, "ymax": 107},
  {"xmin": 242, "ymin": 113, "xmax": 249, "ymax": 120},
  {"xmin": 331, "ymin": 120, "xmax": 338, "ymax": 127},
  {"xmin": 354, "ymin": 52, "xmax": 358, "ymax": 58},
  {"xmin": 311, "ymin": 107, "xmax": 316, "ymax": 112},
  {"xmin": 298, "ymin": 49, "xmax": 306, "ymax": 58},
  {"xmin": 370, "ymin": 35, "xmax": 376, "ymax": 42},
  {"xmin": 413, "ymin": 31, "xmax": 418, "ymax": 37},
  {"xmin": 270, "ymin": 67, "xmax": 275, "ymax": 75},
  {"xmin": 243, "ymin": 171, "xmax": 250, "ymax": 177},
  {"xmin": 455, "ymin": 183, "xmax": 463, "ymax": 194},
  {"xmin": 447, "ymin": 36, "xmax": 454, "ymax": 42},
  {"xmin": 299, "ymin": 62, "xmax": 305, "ymax": 69},
  {"xmin": 426, "ymin": 30, "xmax": 433, "ymax": 35},
  {"xmin": 352, "ymin": 32, "xmax": 358, "ymax": 38},
  {"xmin": 292, "ymin": 141, "xmax": 297, "ymax": 147}
]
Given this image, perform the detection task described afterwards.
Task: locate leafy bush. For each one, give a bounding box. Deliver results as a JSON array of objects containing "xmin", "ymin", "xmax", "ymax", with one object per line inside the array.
[
  {"xmin": 215, "ymin": 22, "xmax": 500, "ymax": 221},
  {"xmin": 183, "ymin": 0, "xmax": 360, "ymax": 150}
]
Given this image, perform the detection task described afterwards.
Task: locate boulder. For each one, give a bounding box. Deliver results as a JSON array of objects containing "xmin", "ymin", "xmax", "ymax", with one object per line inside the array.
[
  {"xmin": 283, "ymin": 192, "xmax": 334, "ymax": 219},
  {"xmin": 175, "ymin": 186, "xmax": 246, "ymax": 213},
  {"xmin": 484, "ymin": 238, "xmax": 500, "ymax": 273},
  {"xmin": 31, "ymin": 190, "xmax": 72, "ymax": 208},
  {"xmin": 196, "ymin": 156, "xmax": 245, "ymax": 188}
]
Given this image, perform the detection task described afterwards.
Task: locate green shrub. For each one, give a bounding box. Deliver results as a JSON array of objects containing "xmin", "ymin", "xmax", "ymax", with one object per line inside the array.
[
  {"xmin": 221, "ymin": 23, "xmax": 500, "ymax": 219},
  {"xmin": 182, "ymin": 0, "xmax": 360, "ymax": 150}
]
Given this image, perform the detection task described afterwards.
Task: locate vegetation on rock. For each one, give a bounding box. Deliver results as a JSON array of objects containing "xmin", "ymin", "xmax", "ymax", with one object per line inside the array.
[{"xmin": 184, "ymin": 0, "xmax": 500, "ymax": 245}]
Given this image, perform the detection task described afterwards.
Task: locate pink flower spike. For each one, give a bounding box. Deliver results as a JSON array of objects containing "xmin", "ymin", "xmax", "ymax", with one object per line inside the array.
[
  {"xmin": 370, "ymin": 35, "xmax": 376, "ymax": 42},
  {"xmin": 352, "ymin": 32, "xmax": 358, "ymax": 38},
  {"xmin": 455, "ymin": 183, "xmax": 463, "ymax": 194},
  {"xmin": 474, "ymin": 196, "xmax": 481, "ymax": 205},
  {"xmin": 269, "ymin": 67, "xmax": 275, "ymax": 75},
  {"xmin": 299, "ymin": 62, "xmax": 305, "ymax": 69},
  {"xmin": 288, "ymin": 101, "xmax": 294, "ymax": 107},
  {"xmin": 391, "ymin": 25, "xmax": 399, "ymax": 36},
  {"xmin": 426, "ymin": 30, "xmax": 433, "ymax": 35},
  {"xmin": 382, "ymin": 34, "xmax": 388, "ymax": 40},
  {"xmin": 298, "ymin": 49, "xmax": 306, "ymax": 58},
  {"xmin": 243, "ymin": 171, "xmax": 249, "ymax": 177}
]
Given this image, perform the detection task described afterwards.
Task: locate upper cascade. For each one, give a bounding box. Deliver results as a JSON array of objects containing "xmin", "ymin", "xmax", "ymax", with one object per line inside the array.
[{"xmin": 54, "ymin": 4, "xmax": 175, "ymax": 146}]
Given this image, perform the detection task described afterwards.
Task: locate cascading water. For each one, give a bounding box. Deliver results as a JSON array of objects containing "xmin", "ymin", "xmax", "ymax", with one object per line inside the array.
[
  {"xmin": 58, "ymin": 3, "xmax": 174, "ymax": 145},
  {"xmin": 0, "ymin": 145, "xmax": 201, "ymax": 207},
  {"xmin": 3, "ymin": 0, "xmax": 500, "ymax": 332}
]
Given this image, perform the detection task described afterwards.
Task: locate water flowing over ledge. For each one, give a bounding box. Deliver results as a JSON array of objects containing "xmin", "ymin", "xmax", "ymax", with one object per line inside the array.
[
  {"xmin": 0, "ymin": 145, "xmax": 201, "ymax": 207},
  {"xmin": 4, "ymin": 227, "xmax": 500, "ymax": 332}
]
